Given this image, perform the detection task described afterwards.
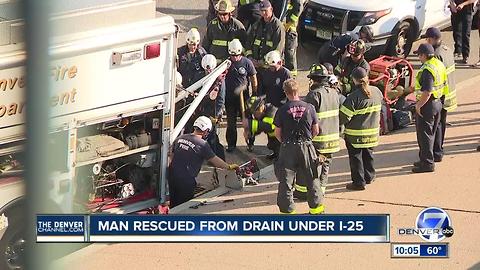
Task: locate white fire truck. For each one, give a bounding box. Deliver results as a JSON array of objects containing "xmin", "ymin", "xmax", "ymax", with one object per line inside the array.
[{"xmin": 0, "ymin": 1, "xmax": 228, "ymax": 268}]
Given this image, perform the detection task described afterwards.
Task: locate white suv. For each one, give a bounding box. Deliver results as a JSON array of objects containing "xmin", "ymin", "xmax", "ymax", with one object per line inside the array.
[{"xmin": 299, "ymin": 0, "xmax": 452, "ymax": 58}]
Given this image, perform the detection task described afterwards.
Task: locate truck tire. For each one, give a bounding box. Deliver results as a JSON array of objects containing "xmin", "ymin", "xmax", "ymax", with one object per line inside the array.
[
  {"xmin": 0, "ymin": 209, "xmax": 25, "ymax": 270},
  {"xmin": 386, "ymin": 21, "xmax": 414, "ymax": 58}
]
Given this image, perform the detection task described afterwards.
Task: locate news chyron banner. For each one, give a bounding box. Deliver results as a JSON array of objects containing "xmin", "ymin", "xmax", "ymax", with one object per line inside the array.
[{"xmin": 37, "ymin": 214, "xmax": 389, "ymax": 243}]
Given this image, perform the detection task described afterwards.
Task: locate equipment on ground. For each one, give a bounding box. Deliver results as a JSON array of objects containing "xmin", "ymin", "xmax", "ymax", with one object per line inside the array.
[
  {"xmin": 225, "ymin": 159, "xmax": 260, "ymax": 189},
  {"xmin": 368, "ymin": 55, "xmax": 416, "ymax": 134}
]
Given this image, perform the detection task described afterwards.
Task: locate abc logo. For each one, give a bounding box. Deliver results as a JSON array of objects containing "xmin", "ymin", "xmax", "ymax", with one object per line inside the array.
[
  {"xmin": 442, "ymin": 225, "xmax": 454, "ymax": 238},
  {"xmin": 416, "ymin": 207, "xmax": 453, "ymax": 242}
]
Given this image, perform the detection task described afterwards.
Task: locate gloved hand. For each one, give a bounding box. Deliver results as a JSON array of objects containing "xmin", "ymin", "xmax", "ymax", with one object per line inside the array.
[
  {"xmin": 227, "ymin": 163, "xmax": 239, "ymax": 170},
  {"xmin": 210, "ymin": 116, "xmax": 218, "ymax": 125}
]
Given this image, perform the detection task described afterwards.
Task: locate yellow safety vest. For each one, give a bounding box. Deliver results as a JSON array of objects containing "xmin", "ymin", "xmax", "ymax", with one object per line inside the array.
[{"xmin": 415, "ymin": 57, "xmax": 447, "ymax": 100}]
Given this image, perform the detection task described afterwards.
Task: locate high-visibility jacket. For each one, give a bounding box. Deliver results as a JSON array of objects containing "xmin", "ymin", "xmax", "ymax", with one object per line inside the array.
[
  {"xmin": 304, "ymin": 84, "xmax": 340, "ymax": 154},
  {"xmin": 203, "ymin": 18, "xmax": 248, "ymax": 61},
  {"xmin": 339, "ymin": 85, "xmax": 383, "ymax": 148},
  {"xmin": 249, "ymin": 104, "xmax": 277, "ymax": 138},
  {"xmin": 434, "ymin": 44, "xmax": 457, "ymax": 111},
  {"xmin": 245, "ymin": 16, "xmax": 285, "ymax": 61},
  {"xmin": 414, "ymin": 57, "xmax": 447, "ymax": 101}
]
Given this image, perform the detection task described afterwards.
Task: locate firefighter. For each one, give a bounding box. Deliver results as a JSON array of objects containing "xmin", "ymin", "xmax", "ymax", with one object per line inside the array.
[
  {"xmin": 270, "ymin": 0, "xmax": 303, "ymax": 77},
  {"xmin": 203, "ymin": 0, "xmax": 248, "ymax": 62},
  {"xmin": 169, "ymin": 116, "xmax": 238, "ymax": 207},
  {"xmin": 412, "ymin": 43, "xmax": 447, "ymax": 173},
  {"xmin": 274, "ymin": 79, "xmax": 323, "ymax": 214},
  {"xmin": 294, "ymin": 64, "xmax": 340, "ymax": 199},
  {"xmin": 339, "ymin": 67, "xmax": 383, "ymax": 190},
  {"xmin": 334, "ymin": 39, "xmax": 370, "ymax": 96},
  {"xmin": 317, "ymin": 26, "xmax": 374, "ymax": 67},
  {"xmin": 237, "ymin": 0, "xmax": 262, "ymax": 31},
  {"xmin": 422, "ymin": 27, "xmax": 457, "ymax": 163},
  {"xmin": 245, "ymin": 0, "xmax": 285, "ymax": 69},
  {"xmin": 224, "ymin": 39, "xmax": 258, "ymax": 152},
  {"xmin": 243, "ymin": 96, "xmax": 280, "ymax": 159},
  {"xmin": 259, "ymin": 50, "xmax": 291, "ymax": 107},
  {"xmin": 177, "ymin": 28, "xmax": 207, "ymax": 88},
  {"xmin": 188, "ymin": 54, "xmax": 227, "ymax": 161}
]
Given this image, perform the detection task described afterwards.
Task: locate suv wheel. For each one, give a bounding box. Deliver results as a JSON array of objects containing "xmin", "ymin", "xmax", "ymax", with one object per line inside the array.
[
  {"xmin": 0, "ymin": 210, "xmax": 25, "ymax": 270},
  {"xmin": 387, "ymin": 21, "xmax": 414, "ymax": 58}
]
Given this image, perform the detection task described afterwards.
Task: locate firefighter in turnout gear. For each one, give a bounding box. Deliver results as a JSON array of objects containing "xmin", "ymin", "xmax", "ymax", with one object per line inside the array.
[
  {"xmin": 274, "ymin": 79, "xmax": 323, "ymax": 214},
  {"xmin": 245, "ymin": 0, "xmax": 285, "ymax": 68},
  {"xmin": 422, "ymin": 27, "xmax": 457, "ymax": 163},
  {"xmin": 177, "ymin": 28, "xmax": 207, "ymax": 88},
  {"xmin": 271, "ymin": 0, "xmax": 303, "ymax": 77},
  {"xmin": 335, "ymin": 39, "xmax": 370, "ymax": 96},
  {"xmin": 294, "ymin": 64, "xmax": 340, "ymax": 200},
  {"xmin": 203, "ymin": 0, "xmax": 248, "ymax": 62},
  {"xmin": 412, "ymin": 43, "xmax": 447, "ymax": 173},
  {"xmin": 339, "ymin": 67, "xmax": 383, "ymax": 190},
  {"xmin": 237, "ymin": 0, "xmax": 262, "ymax": 31},
  {"xmin": 243, "ymin": 96, "xmax": 280, "ymax": 159}
]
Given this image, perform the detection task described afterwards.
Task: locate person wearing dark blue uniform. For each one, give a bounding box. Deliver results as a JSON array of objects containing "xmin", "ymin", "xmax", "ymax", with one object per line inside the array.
[
  {"xmin": 449, "ymin": 0, "xmax": 475, "ymax": 63},
  {"xmin": 169, "ymin": 116, "xmax": 238, "ymax": 207},
  {"xmin": 274, "ymin": 79, "xmax": 323, "ymax": 214},
  {"xmin": 224, "ymin": 39, "xmax": 258, "ymax": 152},
  {"xmin": 259, "ymin": 50, "xmax": 291, "ymax": 107},
  {"xmin": 412, "ymin": 44, "xmax": 447, "ymax": 173},
  {"xmin": 422, "ymin": 27, "xmax": 457, "ymax": 163},
  {"xmin": 177, "ymin": 28, "xmax": 207, "ymax": 88}
]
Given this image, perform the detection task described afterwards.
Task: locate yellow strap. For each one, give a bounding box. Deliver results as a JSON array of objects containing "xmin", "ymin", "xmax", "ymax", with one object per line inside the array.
[
  {"xmin": 344, "ymin": 127, "xmax": 379, "ymax": 136},
  {"xmin": 294, "ymin": 184, "xmax": 307, "ymax": 193},
  {"xmin": 340, "ymin": 105, "xmax": 354, "ymax": 118},
  {"xmin": 290, "ymin": 14, "xmax": 299, "ymax": 22},
  {"xmin": 309, "ymin": 204, "xmax": 325, "ymax": 215},
  {"xmin": 313, "ymin": 133, "xmax": 339, "ymax": 142},
  {"xmin": 212, "ymin": 39, "xmax": 228, "ymax": 46},
  {"xmin": 266, "ymin": 41, "xmax": 274, "ymax": 47},
  {"xmin": 317, "ymin": 109, "xmax": 339, "ymax": 119},
  {"xmin": 353, "ymin": 105, "xmax": 381, "ymax": 115}
]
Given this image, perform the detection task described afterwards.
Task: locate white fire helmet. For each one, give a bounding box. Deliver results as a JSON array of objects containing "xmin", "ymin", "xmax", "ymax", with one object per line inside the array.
[
  {"xmin": 193, "ymin": 116, "xmax": 212, "ymax": 132},
  {"xmin": 201, "ymin": 54, "xmax": 217, "ymax": 70},
  {"xmin": 228, "ymin": 38, "xmax": 243, "ymax": 55},
  {"xmin": 175, "ymin": 71, "xmax": 182, "ymax": 86},
  {"xmin": 264, "ymin": 50, "xmax": 282, "ymax": 66},
  {"xmin": 186, "ymin": 28, "xmax": 201, "ymax": 45}
]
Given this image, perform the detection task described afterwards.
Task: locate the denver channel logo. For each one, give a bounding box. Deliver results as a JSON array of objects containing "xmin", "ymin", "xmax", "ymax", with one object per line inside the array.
[{"xmin": 398, "ymin": 207, "xmax": 454, "ymax": 242}]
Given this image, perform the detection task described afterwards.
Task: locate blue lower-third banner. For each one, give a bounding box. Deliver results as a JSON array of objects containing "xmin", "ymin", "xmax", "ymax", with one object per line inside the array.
[
  {"xmin": 92, "ymin": 214, "xmax": 389, "ymax": 242},
  {"xmin": 37, "ymin": 214, "xmax": 389, "ymax": 242}
]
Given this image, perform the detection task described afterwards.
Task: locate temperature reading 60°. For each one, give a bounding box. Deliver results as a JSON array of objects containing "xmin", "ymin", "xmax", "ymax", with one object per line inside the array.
[{"xmin": 427, "ymin": 246, "xmax": 441, "ymax": 255}]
